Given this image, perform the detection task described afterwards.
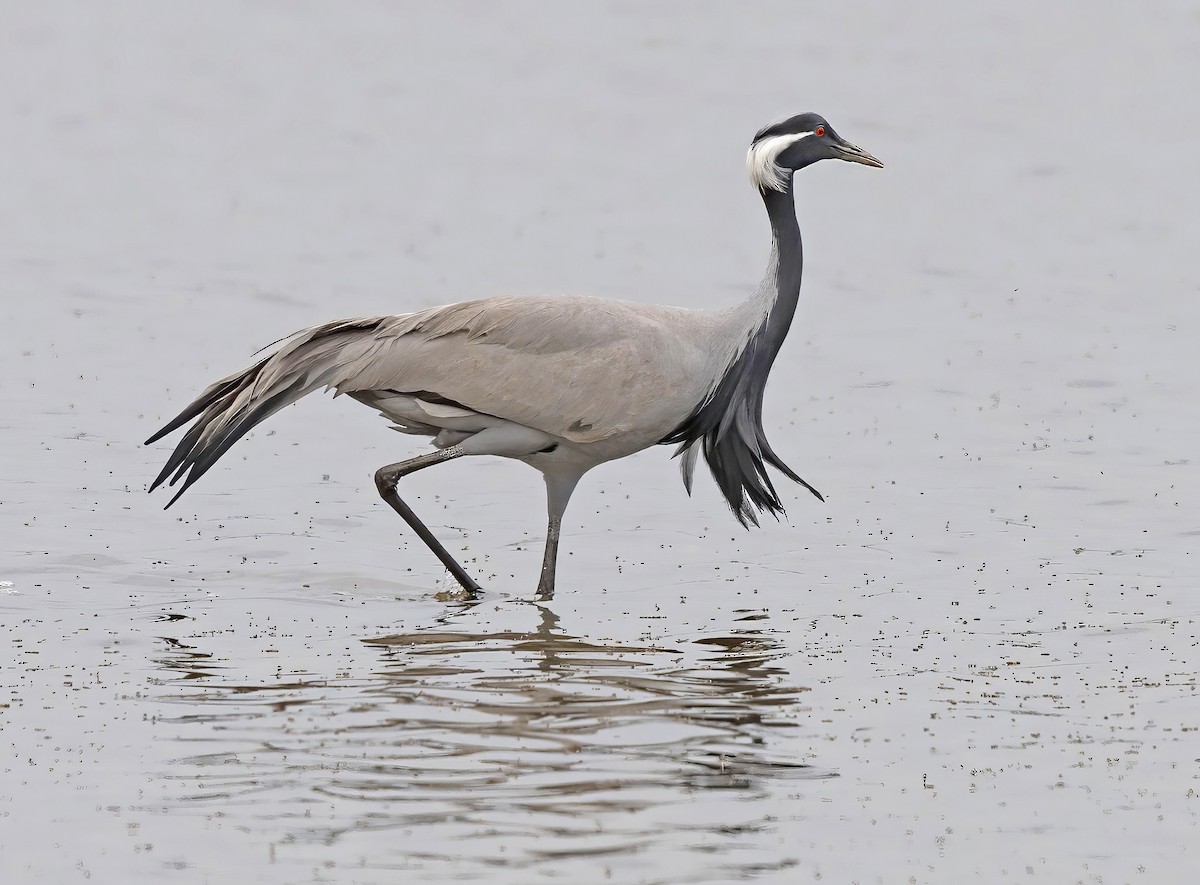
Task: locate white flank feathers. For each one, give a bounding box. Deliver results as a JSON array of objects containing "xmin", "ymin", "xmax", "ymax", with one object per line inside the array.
[
  {"xmin": 415, "ymin": 398, "xmax": 476, "ymax": 420},
  {"xmin": 746, "ymin": 131, "xmax": 813, "ymax": 192}
]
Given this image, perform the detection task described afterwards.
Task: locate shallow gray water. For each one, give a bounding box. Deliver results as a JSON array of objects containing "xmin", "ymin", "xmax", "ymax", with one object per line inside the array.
[{"xmin": 3, "ymin": 2, "xmax": 1199, "ymax": 883}]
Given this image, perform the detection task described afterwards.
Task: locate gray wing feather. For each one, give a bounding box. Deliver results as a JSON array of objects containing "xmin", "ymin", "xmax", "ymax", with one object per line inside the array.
[
  {"xmin": 147, "ymin": 296, "xmax": 718, "ymax": 504},
  {"xmin": 327, "ymin": 296, "xmax": 715, "ymax": 442}
]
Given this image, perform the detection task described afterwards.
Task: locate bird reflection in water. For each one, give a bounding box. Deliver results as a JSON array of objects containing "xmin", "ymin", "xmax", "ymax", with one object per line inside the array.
[
  {"xmin": 364, "ymin": 604, "xmax": 819, "ymax": 785},
  {"xmin": 151, "ymin": 601, "xmax": 831, "ymax": 875}
]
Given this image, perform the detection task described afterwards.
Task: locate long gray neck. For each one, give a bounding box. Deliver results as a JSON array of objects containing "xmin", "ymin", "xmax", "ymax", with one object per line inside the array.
[
  {"xmin": 752, "ymin": 186, "xmax": 803, "ymax": 358},
  {"xmin": 660, "ymin": 180, "xmax": 822, "ymax": 525}
]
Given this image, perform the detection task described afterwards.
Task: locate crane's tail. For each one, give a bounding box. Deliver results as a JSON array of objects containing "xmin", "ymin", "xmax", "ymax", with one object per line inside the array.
[{"xmin": 144, "ymin": 318, "xmax": 385, "ymax": 507}]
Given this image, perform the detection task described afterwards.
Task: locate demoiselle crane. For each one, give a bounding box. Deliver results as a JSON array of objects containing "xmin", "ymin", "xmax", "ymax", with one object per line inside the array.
[{"xmin": 146, "ymin": 113, "xmax": 881, "ymax": 598}]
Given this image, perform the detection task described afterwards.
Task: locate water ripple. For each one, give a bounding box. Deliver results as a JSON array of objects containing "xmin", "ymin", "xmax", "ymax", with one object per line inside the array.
[{"xmin": 149, "ymin": 603, "xmax": 829, "ymax": 880}]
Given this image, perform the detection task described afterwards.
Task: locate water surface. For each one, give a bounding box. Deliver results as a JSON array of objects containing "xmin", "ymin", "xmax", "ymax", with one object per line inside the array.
[{"xmin": 2, "ymin": 2, "xmax": 1199, "ymax": 882}]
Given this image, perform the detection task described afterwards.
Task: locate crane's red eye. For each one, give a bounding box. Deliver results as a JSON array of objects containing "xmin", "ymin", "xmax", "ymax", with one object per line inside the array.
[{"xmin": 815, "ymin": 126, "xmax": 826, "ymax": 137}]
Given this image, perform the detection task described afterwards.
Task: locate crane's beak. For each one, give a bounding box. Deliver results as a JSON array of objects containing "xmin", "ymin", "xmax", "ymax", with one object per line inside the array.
[{"xmin": 833, "ymin": 139, "xmax": 884, "ymax": 168}]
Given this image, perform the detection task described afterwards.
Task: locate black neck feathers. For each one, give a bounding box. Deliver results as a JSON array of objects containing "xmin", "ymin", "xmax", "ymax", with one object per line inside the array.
[{"xmin": 660, "ymin": 185, "xmax": 823, "ymax": 525}]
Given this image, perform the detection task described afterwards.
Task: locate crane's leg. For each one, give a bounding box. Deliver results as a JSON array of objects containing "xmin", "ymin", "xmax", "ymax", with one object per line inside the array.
[
  {"xmin": 535, "ymin": 472, "xmax": 580, "ymax": 600},
  {"xmin": 374, "ymin": 444, "xmax": 481, "ymax": 593}
]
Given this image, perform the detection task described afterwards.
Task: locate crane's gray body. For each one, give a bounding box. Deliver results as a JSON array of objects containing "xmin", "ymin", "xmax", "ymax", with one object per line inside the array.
[
  {"xmin": 286, "ymin": 294, "xmax": 735, "ymax": 466},
  {"xmin": 147, "ymin": 112, "xmax": 881, "ymax": 596}
]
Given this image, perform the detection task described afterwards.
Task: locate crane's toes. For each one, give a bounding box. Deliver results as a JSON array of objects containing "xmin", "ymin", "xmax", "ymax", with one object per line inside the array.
[{"xmin": 434, "ymin": 584, "xmax": 484, "ymax": 604}]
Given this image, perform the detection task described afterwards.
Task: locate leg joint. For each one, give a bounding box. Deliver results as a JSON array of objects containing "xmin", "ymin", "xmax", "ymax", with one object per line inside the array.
[
  {"xmin": 374, "ymin": 445, "xmax": 464, "ymax": 499},
  {"xmin": 374, "ymin": 465, "xmax": 396, "ymax": 496}
]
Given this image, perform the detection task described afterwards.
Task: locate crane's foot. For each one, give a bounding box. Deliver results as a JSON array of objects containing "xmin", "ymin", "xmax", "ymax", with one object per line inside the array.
[{"xmin": 434, "ymin": 579, "xmax": 484, "ymax": 604}]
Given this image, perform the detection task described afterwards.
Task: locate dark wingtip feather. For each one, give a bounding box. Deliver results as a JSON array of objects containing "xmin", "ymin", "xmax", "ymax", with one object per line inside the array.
[
  {"xmin": 145, "ymin": 368, "xmax": 266, "ymax": 502},
  {"xmin": 144, "ymin": 423, "xmax": 175, "ymax": 446},
  {"xmin": 148, "ymin": 415, "xmax": 211, "ymax": 493},
  {"xmin": 166, "ymin": 482, "xmax": 191, "ymax": 508},
  {"xmin": 145, "ymin": 316, "xmax": 385, "ymax": 506},
  {"xmin": 147, "ymin": 472, "xmax": 168, "ymax": 494},
  {"xmin": 144, "ymin": 377, "xmax": 242, "ymax": 447},
  {"xmin": 152, "ymin": 376, "xmax": 307, "ymax": 506}
]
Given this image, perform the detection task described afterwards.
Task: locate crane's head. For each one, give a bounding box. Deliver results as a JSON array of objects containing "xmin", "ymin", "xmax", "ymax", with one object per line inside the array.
[{"xmin": 748, "ymin": 113, "xmax": 882, "ymax": 193}]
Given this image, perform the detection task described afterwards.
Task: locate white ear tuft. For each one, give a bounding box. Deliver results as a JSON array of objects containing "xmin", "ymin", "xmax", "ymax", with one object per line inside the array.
[{"xmin": 746, "ymin": 132, "xmax": 813, "ymax": 192}]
